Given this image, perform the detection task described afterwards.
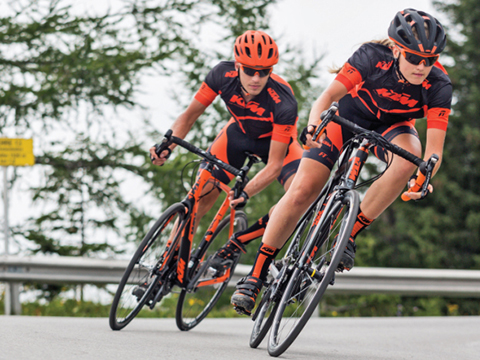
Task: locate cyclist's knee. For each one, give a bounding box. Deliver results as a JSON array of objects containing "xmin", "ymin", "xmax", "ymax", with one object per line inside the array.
[
  {"xmin": 392, "ymin": 158, "xmax": 418, "ymax": 181},
  {"xmin": 285, "ymin": 183, "xmax": 318, "ymax": 209}
]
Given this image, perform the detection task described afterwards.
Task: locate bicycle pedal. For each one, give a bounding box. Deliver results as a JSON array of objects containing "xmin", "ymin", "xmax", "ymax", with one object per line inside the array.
[{"xmin": 233, "ymin": 306, "xmax": 252, "ymax": 316}]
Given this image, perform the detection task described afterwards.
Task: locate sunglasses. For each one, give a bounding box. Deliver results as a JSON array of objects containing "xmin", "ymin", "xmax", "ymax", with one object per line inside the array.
[
  {"xmin": 240, "ymin": 65, "xmax": 272, "ymax": 77},
  {"xmin": 400, "ymin": 49, "xmax": 439, "ymax": 67}
]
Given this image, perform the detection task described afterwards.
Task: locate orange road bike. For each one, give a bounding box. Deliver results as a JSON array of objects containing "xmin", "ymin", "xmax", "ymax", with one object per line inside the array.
[
  {"xmin": 109, "ymin": 130, "xmax": 259, "ymax": 331},
  {"xmin": 247, "ymin": 103, "xmax": 438, "ymax": 357}
]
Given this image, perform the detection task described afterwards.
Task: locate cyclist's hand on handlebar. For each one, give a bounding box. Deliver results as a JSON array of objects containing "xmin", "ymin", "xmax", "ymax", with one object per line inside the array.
[
  {"xmin": 229, "ymin": 189, "xmax": 249, "ymax": 209},
  {"xmin": 300, "ymin": 124, "xmax": 325, "ymax": 149},
  {"xmin": 149, "ymin": 146, "xmax": 170, "ymax": 166},
  {"xmin": 402, "ymin": 174, "xmax": 433, "ymax": 201},
  {"xmin": 401, "ymin": 154, "xmax": 439, "ymax": 202}
]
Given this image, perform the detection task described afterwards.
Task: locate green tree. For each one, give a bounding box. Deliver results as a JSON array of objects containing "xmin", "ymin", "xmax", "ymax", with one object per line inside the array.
[{"xmin": 2, "ymin": 0, "xmax": 324, "ymax": 302}]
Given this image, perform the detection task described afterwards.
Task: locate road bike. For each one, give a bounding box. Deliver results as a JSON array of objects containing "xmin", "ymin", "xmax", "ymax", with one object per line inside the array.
[
  {"xmin": 109, "ymin": 130, "xmax": 259, "ymax": 331},
  {"xmin": 248, "ymin": 102, "xmax": 438, "ymax": 356}
]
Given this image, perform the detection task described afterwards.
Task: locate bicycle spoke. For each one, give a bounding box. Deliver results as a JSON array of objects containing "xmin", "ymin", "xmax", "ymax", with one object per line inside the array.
[
  {"xmin": 268, "ymin": 191, "xmax": 359, "ymax": 356},
  {"xmin": 109, "ymin": 203, "xmax": 185, "ymax": 330},
  {"xmin": 176, "ymin": 212, "xmax": 248, "ymax": 331}
]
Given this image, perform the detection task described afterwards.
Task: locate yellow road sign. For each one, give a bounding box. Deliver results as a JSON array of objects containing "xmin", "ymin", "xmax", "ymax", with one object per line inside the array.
[{"xmin": 0, "ymin": 138, "xmax": 35, "ymax": 166}]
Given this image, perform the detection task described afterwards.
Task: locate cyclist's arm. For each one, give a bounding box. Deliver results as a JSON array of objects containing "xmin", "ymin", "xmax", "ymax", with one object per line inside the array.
[
  {"xmin": 402, "ymin": 128, "xmax": 446, "ymax": 200},
  {"xmin": 424, "ymin": 128, "xmax": 446, "ymax": 176},
  {"xmin": 230, "ymin": 140, "xmax": 288, "ymax": 207},
  {"xmin": 305, "ymin": 80, "xmax": 348, "ymax": 148},
  {"xmin": 150, "ymin": 99, "xmax": 207, "ymax": 166}
]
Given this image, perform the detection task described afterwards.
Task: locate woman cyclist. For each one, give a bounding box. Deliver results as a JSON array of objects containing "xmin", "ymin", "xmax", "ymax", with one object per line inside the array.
[
  {"xmin": 150, "ymin": 30, "xmax": 303, "ymax": 272},
  {"xmin": 231, "ymin": 8, "xmax": 452, "ymax": 315}
]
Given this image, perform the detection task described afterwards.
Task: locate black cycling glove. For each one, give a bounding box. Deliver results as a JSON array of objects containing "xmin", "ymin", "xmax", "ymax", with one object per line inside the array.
[
  {"xmin": 300, "ymin": 125, "xmax": 317, "ymax": 146},
  {"xmin": 234, "ymin": 190, "xmax": 249, "ymax": 209}
]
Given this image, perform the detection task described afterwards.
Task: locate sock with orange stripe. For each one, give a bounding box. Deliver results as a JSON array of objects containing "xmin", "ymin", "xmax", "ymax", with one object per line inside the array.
[
  {"xmin": 350, "ymin": 208, "xmax": 374, "ymax": 239},
  {"xmin": 249, "ymin": 242, "xmax": 280, "ymax": 282},
  {"xmin": 234, "ymin": 213, "xmax": 269, "ymax": 245}
]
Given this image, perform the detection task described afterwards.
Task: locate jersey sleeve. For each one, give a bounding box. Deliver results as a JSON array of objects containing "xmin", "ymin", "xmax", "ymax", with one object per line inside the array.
[
  {"xmin": 193, "ymin": 62, "xmax": 227, "ymax": 107},
  {"xmin": 426, "ymin": 82, "xmax": 452, "ymax": 131},
  {"xmin": 272, "ymin": 104, "xmax": 298, "ymax": 144},
  {"xmin": 335, "ymin": 44, "xmax": 374, "ymax": 91},
  {"xmin": 194, "ymin": 82, "xmax": 217, "ymax": 107}
]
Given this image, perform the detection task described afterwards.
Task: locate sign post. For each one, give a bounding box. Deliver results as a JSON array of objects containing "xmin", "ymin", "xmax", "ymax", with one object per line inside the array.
[{"xmin": 1, "ymin": 138, "xmax": 35, "ymax": 315}]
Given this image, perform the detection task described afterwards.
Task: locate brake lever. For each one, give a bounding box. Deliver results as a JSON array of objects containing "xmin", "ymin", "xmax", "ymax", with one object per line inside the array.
[
  {"xmin": 420, "ymin": 154, "xmax": 439, "ymax": 198},
  {"xmin": 151, "ymin": 129, "xmax": 173, "ymax": 163},
  {"xmin": 312, "ymin": 101, "xmax": 338, "ymax": 142}
]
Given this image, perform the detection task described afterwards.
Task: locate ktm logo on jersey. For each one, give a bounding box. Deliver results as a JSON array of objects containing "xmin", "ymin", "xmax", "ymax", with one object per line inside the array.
[
  {"xmin": 376, "ymin": 61, "xmax": 393, "ymax": 70},
  {"xmin": 422, "ymin": 80, "xmax": 432, "ymax": 90},
  {"xmin": 268, "ymin": 88, "xmax": 281, "ymax": 103},
  {"xmin": 229, "ymin": 95, "xmax": 266, "ymax": 115},
  {"xmin": 225, "ymin": 70, "xmax": 238, "ymax": 78},
  {"xmin": 376, "ymin": 89, "xmax": 418, "ymax": 107}
]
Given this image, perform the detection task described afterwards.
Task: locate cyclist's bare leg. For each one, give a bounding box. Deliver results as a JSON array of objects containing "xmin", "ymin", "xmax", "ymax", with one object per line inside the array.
[
  {"xmin": 360, "ymin": 133, "xmax": 422, "ymax": 219},
  {"xmin": 263, "ymin": 172, "xmax": 295, "ymax": 217},
  {"xmin": 228, "ymin": 170, "xmax": 296, "ymax": 245},
  {"xmin": 261, "ymin": 158, "xmax": 330, "ymax": 250}
]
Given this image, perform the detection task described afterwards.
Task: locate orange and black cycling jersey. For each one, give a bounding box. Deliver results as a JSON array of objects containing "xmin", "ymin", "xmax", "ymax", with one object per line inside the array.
[
  {"xmin": 335, "ymin": 43, "xmax": 452, "ymax": 131},
  {"xmin": 194, "ymin": 61, "xmax": 298, "ymax": 143}
]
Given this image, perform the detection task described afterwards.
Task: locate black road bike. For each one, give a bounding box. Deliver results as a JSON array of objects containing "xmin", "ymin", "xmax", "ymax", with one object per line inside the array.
[
  {"xmin": 247, "ymin": 103, "xmax": 438, "ymax": 357},
  {"xmin": 109, "ymin": 130, "xmax": 260, "ymax": 331}
]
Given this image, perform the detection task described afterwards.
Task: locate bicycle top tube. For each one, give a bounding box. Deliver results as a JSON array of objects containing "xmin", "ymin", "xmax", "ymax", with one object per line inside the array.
[
  {"xmin": 155, "ymin": 129, "xmax": 259, "ymax": 179},
  {"xmin": 313, "ymin": 102, "xmax": 424, "ymax": 167}
]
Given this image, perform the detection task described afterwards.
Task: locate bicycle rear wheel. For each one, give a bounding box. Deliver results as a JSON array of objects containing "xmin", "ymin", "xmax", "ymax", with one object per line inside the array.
[
  {"xmin": 109, "ymin": 202, "xmax": 185, "ymax": 330},
  {"xmin": 268, "ymin": 190, "xmax": 359, "ymax": 357},
  {"xmin": 175, "ymin": 211, "xmax": 248, "ymax": 331}
]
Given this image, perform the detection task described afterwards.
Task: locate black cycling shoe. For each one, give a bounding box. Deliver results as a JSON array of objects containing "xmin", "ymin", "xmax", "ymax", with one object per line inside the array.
[
  {"xmin": 209, "ymin": 236, "xmax": 246, "ymax": 272},
  {"xmin": 231, "ymin": 276, "xmax": 263, "ymax": 316},
  {"xmin": 336, "ymin": 237, "xmax": 356, "ymax": 272}
]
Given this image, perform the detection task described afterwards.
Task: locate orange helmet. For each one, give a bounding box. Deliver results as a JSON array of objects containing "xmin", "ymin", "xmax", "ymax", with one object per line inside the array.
[{"xmin": 234, "ymin": 30, "xmax": 279, "ymax": 68}]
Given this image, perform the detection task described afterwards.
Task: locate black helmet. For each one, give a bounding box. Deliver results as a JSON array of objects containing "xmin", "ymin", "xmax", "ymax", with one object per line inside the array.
[{"xmin": 388, "ymin": 8, "xmax": 446, "ymax": 55}]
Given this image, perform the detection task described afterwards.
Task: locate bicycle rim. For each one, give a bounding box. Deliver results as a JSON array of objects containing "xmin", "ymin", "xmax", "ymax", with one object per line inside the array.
[
  {"xmin": 268, "ymin": 190, "xmax": 359, "ymax": 356},
  {"xmin": 249, "ymin": 206, "xmax": 317, "ymax": 349},
  {"xmin": 109, "ymin": 203, "xmax": 185, "ymax": 330},
  {"xmin": 176, "ymin": 212, "xmax": 248, "ymax": 331}
]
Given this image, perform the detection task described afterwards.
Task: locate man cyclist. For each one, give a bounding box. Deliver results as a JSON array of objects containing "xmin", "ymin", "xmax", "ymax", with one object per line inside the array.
[
  {"xmin": 231, "ymin": 9, "xmax": 452, "ymax": 315},
  {"xmin": 150, "ymin": 30, "xmax": 303, "ymax": 272}
]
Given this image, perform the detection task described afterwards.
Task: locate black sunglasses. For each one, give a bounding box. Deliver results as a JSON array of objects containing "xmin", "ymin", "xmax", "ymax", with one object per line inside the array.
[
  {"xmin": 241, "ymin": 65, "xmax": 272, "ymax": 77},
  {"xmin": 401, "ymin": 49, "xmax": 439, "ymax": 67}
]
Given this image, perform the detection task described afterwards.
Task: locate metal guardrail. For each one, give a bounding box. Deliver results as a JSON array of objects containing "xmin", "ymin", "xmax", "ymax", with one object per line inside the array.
[{"xmin": 1, "ymin": 256, "xmax": 480, "ymax": 298}]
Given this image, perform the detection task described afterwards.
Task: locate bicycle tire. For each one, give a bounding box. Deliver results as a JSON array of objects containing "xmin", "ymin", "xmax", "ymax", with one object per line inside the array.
[
  {"xmin": 268, "ymin": 190, "xmax": 359, "ymax": 356},
  {"xmin": 175, "ymin": 211, "xmax": 248, "ymax": 331},
  {"xmin": 249, "ymin": 201, "xmax": 319, "ymax": 349},
  {"xmin": 249, "ymin": 278, "xmax": 282, "ymax": 348},
  {"xmin": 109, "ymin": 202, "xmax": 186, "ymax": 330}
]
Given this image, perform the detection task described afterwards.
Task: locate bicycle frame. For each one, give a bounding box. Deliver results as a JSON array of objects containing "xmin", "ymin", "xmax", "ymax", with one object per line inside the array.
[{"xmin": 158, "ymin": 162, "xmax": 239, "ymax": 290}]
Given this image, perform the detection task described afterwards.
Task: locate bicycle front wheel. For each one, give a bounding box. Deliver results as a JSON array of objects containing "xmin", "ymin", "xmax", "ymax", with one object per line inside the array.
[
  {"xmin": 249, "ymin": 275, "xmax": 282, "ymax": 348},
  {"xmin": 268, "ymin": 190, "xmax": 359, "ymax": 357},
  {"xmin": 109, "ymin": 202, "xmax": 186, "ymax": 330},
  {"xmin": 175, "ymin": 211, "xmax": 248, "ymax": 331}
]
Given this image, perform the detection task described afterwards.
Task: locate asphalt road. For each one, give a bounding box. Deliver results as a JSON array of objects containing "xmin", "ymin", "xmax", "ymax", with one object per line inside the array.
[{"xmin": 1, "ymin": 316, "xmax": 479, "ymax": 360}]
